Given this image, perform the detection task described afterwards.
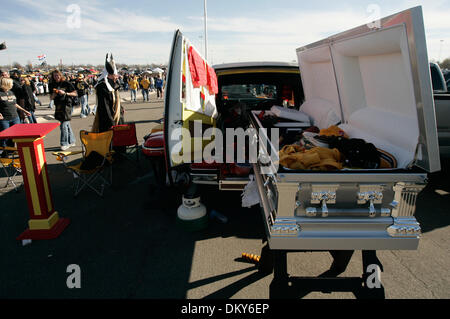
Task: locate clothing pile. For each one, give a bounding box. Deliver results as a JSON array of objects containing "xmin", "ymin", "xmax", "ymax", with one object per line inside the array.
[
  {"xmin": 319, "ymin": 125, "xmax": 348, "ymax": 138},
  {"xmin": 279, "ymin": 144, "xmax": 343, "ymax": 170},
  {"xmin": 278, "ymin": 125, "xmax": 397, "ymax": 171}
]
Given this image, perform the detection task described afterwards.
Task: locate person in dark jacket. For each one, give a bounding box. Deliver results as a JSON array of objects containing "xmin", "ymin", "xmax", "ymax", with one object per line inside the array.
[
  {"xmin": 20, "ymin": 77, "xmax": 37, "ymax": 123},
  {"xmin": 9, "ymin": 70, "xmax": 25, "ymax": 108},
  {"xmin": 28, "ymin": 75, "xmax": 42, "ymax": 106},
  {"xmin": 76, "ymin": 74, "xmax": 91, "ymax": 118},
  {"xmin": 155, "ymin": 74, "xmax": 164, "ymax": 99},
  {"xmin": 0, "ymin": 77, "xmax": 31, "ymax": 153},
  {"xmin": 50, "ymin": 69, "xmax": 78, "ymax": 150},
  {"xmin": 92, "ymin": 53, "xmax": 124, "ymax": 133}
]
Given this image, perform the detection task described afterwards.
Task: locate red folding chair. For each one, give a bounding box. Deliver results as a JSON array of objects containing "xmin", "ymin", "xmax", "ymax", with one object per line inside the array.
[{"xmin": 110, "ymin": 123, "xmax": 140, "ymax": 166}]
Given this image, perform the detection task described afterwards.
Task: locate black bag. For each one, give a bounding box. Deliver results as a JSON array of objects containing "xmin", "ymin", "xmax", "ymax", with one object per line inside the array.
[
  {"xmin": 328, "ymin": 136, "xmax": 380, "ymax": 169},
  {"xmin": 80, "ymin": 151, "xmax": 105, "ymax": 170},
  {"xmin": 54, "ymin": 102, "xmax": 72, "ymax": 122}
]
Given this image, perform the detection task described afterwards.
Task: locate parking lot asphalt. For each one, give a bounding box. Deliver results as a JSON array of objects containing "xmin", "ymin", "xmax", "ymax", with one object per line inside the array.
[{"xmin": 0, "ymin": 92, "xmax": 449, "ymax": 299}]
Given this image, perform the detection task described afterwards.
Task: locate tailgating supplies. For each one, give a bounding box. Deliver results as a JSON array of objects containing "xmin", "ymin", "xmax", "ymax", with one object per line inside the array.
[{"xmin": 177, "ymin": 193, "xmax": 208, "ymax": 231}]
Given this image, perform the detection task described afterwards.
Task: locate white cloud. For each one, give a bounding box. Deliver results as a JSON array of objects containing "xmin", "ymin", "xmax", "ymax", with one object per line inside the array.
[
  {"xmin": 0, "ymin": 1, "xmax": 186, "ymax": 65},
  {"xmin": 206, "ymin": 6, "xmax": 450, "ymax": 63},
  {"xmin": 1, "ymin": 2, "xmax": 449, "ymax": 66}
]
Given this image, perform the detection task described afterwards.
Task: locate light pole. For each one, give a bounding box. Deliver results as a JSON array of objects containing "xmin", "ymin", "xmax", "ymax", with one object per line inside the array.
[{"xmin": 204, "ymin": 0, "xmax": 208, "ymax": 60}]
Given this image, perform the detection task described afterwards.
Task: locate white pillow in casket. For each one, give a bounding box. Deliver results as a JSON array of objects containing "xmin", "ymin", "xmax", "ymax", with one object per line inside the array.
[{"xmin": 300, "ymin": 98, "xmax": 341, "ymax": 130}]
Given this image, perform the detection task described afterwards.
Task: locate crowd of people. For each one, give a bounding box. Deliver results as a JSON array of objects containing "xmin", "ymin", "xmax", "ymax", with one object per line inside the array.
[
  {"xmin": 0, "ymin": 60, "xmax": 166, "ymax": 154},
  {"xmin": 121, "ymin": 72, "xmax": 165, "ymax": 102}
]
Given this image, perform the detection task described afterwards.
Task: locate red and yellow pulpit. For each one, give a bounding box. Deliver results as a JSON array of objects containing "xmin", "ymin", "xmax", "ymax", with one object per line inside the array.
[{"xmin": 0, "ymin": 123, "xmax": 70, "ymax": 240}]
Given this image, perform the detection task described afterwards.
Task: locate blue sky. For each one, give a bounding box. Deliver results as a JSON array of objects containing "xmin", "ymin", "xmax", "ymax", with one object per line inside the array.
[{"xmin": 0, "ymin": 0, "xmax": 449, "ymax": 67}]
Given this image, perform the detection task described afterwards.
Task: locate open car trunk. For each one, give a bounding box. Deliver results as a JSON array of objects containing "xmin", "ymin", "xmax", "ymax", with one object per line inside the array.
[{"xmin": 164, "ymin": 30, "xmax": 218, "ymax": 181}]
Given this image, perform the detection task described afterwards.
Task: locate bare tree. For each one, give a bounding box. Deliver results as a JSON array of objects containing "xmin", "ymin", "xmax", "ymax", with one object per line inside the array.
[
  {"xmin": 26, "ymin": 60, "xmax": 33, "ymax": 71},
  {"xmin": 12, "ymin": 61, "xmax": 22, "ymax": 69},
  {"xmin": 439, "ymin": 58, "xmax": 450, "ymax": 70}
]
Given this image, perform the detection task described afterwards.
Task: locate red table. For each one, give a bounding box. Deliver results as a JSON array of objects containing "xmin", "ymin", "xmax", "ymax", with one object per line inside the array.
[{"xmin": 0, "ymin": 123, "xmax": 70, "ymax": 240}]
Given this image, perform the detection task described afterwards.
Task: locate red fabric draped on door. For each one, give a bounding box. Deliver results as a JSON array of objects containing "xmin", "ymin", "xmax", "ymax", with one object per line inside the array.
[{"xmin": 188, "ymin": 46, "xmax": 207, "ymax": 87}]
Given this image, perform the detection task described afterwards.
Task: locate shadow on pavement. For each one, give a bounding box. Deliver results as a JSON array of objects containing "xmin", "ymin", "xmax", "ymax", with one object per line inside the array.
[
  {"xmin": 3, "ymin": 151, "xmax": 449, "ymax": 298},
  {"xmin": 268, "ymin": 276, "xmax": 384, "ymax": 299},
  {"xmin": 129, "ymin": 119, "xmax": 164, "ymax": 125},
  {"xmin": 125, "ymin": 106, "xmax": 164, "ymax": 111},
  {"xmin": 415, "ymin": 157, "xmax": 450, "ymax": 233},
  {"xmin": 202, "ymin": 269, "xmax": 270, "ymax": 299},
  {"xmin": 0, "ymin": 152, "xmax": 266, "ymax": 298}
]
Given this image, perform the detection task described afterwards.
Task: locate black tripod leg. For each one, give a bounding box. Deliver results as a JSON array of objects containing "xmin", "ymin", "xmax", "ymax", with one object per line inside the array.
[
  {"xmin": 319, "ymin": 250, "xmax": 354, "ymax": 277},
  {"xmin": 269, "ymin": 250, "xmax": 289, "ymax": 298},
  {"xmin": 258, "ymin": 243, "xmax": 274, "ymax": 274}
]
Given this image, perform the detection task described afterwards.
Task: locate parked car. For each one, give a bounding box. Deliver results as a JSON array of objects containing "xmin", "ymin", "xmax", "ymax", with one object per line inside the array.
[
  {"xmin": 430, "ymin": 62, "xmax": 450, "ymax": 157},
  {"xmin": 430, "ymin": 62, "xmax": 447, "ymax": 92},
  {"xmin": 442, "ymin": 68, "xmax": 450, "ymax": 83}
]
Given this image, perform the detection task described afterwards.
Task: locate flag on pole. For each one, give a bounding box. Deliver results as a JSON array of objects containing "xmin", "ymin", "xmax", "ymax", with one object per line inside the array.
[{"xmin": 0, "ymin": 42, "xmax": 6, "ymax": 50}]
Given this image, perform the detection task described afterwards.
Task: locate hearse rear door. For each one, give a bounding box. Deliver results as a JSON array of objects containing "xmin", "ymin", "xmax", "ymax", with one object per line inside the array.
[{"xmin": 164, "ymin": 30, "xmax": 218, "ymax": 174}]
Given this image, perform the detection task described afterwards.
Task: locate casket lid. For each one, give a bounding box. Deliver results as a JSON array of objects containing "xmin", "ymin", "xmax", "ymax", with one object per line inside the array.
[{"xmin": 296, "ymin": 6, "xmax": 440, "ymax": 173}]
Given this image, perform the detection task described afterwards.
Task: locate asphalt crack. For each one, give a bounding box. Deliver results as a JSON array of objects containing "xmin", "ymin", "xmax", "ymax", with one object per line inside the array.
[{"xmin": 388, "ymin": 250, "xmax": 439, "ymax": 299}]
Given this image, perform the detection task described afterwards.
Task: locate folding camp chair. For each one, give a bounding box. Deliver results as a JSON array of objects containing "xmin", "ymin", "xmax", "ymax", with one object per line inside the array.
[
  {"xmin": 110, "ymin": 122, "xmax": 140, "ymax": 167},
  {"xmin": 53, "ymin": 130, "xmax": 114, "ymax": 197},
  {"xmin": 0, "ymin": 146, "xmax": 22, "ymax": 192}
]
